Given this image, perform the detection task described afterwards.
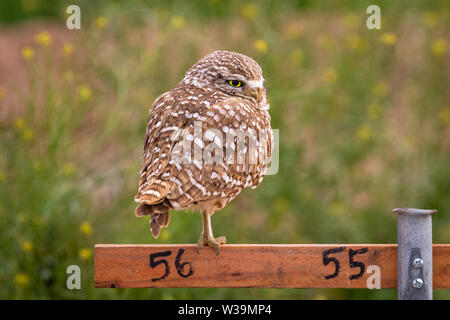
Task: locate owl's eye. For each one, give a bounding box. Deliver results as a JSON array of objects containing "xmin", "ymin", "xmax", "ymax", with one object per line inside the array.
[{"xmin": 227, "ymin": 80, "xmax": 243, "ymax": 88}]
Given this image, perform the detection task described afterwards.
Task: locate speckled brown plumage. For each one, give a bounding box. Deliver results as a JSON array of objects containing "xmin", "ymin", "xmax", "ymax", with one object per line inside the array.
[{"xmin": 135, "ymin": 50, "xmax": 273, "ymax": 253}]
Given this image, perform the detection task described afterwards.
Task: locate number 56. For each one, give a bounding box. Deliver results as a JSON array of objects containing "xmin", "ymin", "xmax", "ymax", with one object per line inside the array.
[{"xmin": 149, "ymin": 249, "xmax": 194, "ymax": 282}]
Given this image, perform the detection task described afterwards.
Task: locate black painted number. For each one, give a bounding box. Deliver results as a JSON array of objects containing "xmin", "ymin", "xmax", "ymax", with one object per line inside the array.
[
  {"xmin": 149, "ymin": 249, "xmax": 194, "ymax": 282},
  {"xmin": 322, "ymin": 247, "xmax": 346, "ymax": 279},
  {"xmin": 349, "ymin": 248, "xmax": 368, "ymax": 280},
  {"xmin": 322, "ymin": 247, "xmax": 369, "ymax": 280},
  {"xmin": 175, "ymin": 249, "xmax": 194, "ymax": 278},
  {"xmin": 149, "ymin": 250, "xmax": 171, "ymax": 282}
]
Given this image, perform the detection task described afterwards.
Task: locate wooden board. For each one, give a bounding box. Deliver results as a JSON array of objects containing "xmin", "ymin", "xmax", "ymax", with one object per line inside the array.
[{"xmin": 94, "ymin": 244, "xmax": 450, "ymax": 289}]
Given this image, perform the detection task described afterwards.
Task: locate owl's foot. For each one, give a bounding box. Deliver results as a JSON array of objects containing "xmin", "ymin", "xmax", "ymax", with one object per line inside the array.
[{"xmin": 197, "ymin": 235, "xmax": 226, "ymax": 255}]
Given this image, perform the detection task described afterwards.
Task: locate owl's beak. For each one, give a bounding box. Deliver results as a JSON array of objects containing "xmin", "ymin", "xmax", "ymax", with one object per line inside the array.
[
  {"xmin": 257, "ymin": 87, "xmax": 264, "ymax": 103},
  {"xmin": 245, "ymin": 86, "xmax": 264, "ymax": 103},
  {"xmin": 244, "ymin": 78, "xmax": 265, "ymax": 103}
]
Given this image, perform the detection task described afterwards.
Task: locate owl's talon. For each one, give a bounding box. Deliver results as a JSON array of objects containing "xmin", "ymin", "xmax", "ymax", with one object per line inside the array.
[
  {"xmin": 196, "ymin": 239, "xmax": 203, "ymax": 254},
  {"xmin": 215, "ymin": 236, "xmax": 226, "ymax": 245},
  {"xmin": 197, "ymin": 235, "xmax": 226, "ymax": 255}
]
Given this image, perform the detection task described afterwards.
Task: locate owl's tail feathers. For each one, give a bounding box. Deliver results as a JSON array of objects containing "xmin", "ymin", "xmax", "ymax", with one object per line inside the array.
[
  {"xmin": 135, "ymin": 179, "xmax": 169, "ymax": 205},
  {"xmin": 135, "ymin": 180, "xmax": 172, "ymax": 238},
  {"xmin": 135, "ymin": 201, "xmax": 171, "ymax": 239}
]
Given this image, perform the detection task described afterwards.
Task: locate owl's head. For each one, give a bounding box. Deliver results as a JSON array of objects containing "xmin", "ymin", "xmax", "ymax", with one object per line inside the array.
[{"xmin": 182, "ymin": 50, "xmax": 267, "ymax": 105}]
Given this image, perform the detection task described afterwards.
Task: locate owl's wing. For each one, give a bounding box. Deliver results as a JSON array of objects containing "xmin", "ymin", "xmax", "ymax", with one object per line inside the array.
[
  {"xmin": 164, "ymin": 97, "xmax": 273, "ymax": 210},
  {"xmin": 135, "ymin": 91, "xmax": 189, "ymax": 205}
]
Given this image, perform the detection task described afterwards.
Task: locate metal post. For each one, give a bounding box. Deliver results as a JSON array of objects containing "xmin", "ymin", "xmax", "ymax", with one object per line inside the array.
[{"xmin": 393, "ymin": 208, "xmax": 437, "ymax": 300}]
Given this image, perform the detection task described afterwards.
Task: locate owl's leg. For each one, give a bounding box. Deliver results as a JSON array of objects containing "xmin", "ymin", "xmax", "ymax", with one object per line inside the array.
[{"xmin": 197, "ymin": 212, "xmax": 226, "ymax": 255}]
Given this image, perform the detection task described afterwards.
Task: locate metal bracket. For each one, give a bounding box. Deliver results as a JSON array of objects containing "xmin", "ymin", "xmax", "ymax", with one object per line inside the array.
[
  {"xmin": 405, "ymin": 248, "xmax": 426, "ymax": 299},
  {"xmin": 393, "ymin": 208, "xmax": 437, "ymax": 300}
]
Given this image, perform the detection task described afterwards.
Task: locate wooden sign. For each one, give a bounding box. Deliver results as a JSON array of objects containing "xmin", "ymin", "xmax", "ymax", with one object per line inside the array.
[{"xmin": 94, "ymin": 244, "xmax": 450, "ymax": 289}]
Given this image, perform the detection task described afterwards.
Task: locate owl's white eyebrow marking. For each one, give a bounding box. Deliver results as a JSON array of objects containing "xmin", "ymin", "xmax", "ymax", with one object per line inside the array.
[{"xmin": 247, "ymin": 78, "xmax": 265, "ymax": 88}]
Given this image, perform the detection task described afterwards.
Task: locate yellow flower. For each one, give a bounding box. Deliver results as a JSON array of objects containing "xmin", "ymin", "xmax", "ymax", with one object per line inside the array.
[
  {"xmin": 21, "ymin": 240, "xmax": 33, "ymax": 252},
  {"xmin": 22, "ymin": 46, "xmax": 35, "ymax": 60},
  {"xmin": 423, "ymin": 11, "xmax": 439, "ymax": 28},
  {"xmin": 14, "ymin": 117, "xmax": 34, "ymax": 140},
  {"xmin": 322, "ymin": 68, "xmax": 338, "ymax": 83},
  {"xmin": 22, "ymin": 128, "xmax": 34, "ymax": 141},
  {"xmin": 253, "ymin": 39, "xmax": 268, "ymax": 54},
  {"xmin": 34, "ymin": 31, "xmax": 52, "ymax": 46},
  {"xmin": 14, "ymin": 273, "xmax": 30, "ymax": 287},
  {"xmin": 345, "ymin": 33, "xmax": 367, "ymax": 52},
  {"xmin": 314, "ymin": 294, "xmax": 327, "ymax": 300},
  {"xmin": 79, "ymin": 248, "xmax": 92, "ymax": 260},
  {"xmin": 78, "ymin": 85, "xmax": 92, "ymax": 101},
  {"xmin": 14, "ymin": 118, "xmax": 26, "ymax": 130},
  {"xmin": 0, "ymin": 86, "xmax": 4, "ymax": 101},
  {"xmin": 160, "ymin": 230, "xmax": 170, "ymax": 240},
  {"xmin": 355, "ymin": 125, "xmax": 372, "ymax": 141},
  {"xmin": 170, "ymin": 15, "xmax": 185, "ymax": 29},
  {"xmin": 438, "ymin": 108, "xmax": 450, "ymax": 124},
  {"xmin": 367, "ymin": 103, "xmax": 382, "ymax": 118},
  {"xmin": 329, "ymin": 201, "xmax": 345, "ymax": 217},
  {"xmin": 240, "ymin": 3, "xmax": 258, "ymax": 21},
  {"xmin": 431, "ymin": 38, "xmax": 447, "ymax": 57},
  {"xmin": 96, "ymin": 16, "xmax": 108, "ymax": 28},
  {"xmin": 289, "ymin": 49, "xmax": 304, "ymax": 66},
  {"xmin": 62, "ymin": 42, "xmax": 74, "ymax": 56},
  {"xmin": 63, "ymin": 163, "xmax": 75, "ymax": 176},
  {"xmin": 379, "ymin": 32, "xmax": 397, "ymax": 45},
  {"xmin": 80, "ymin": 221, "xmax": 93, "ymax": 236},
  {"xmin": 372, "ymin": 82, "xmax": 389, "ymax": 97}
]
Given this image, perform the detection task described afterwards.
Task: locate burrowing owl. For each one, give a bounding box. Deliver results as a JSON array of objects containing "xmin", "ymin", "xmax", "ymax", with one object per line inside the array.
[{"xmin": 135, "ymin": 50, "xmax": 273, "ymax": 254}]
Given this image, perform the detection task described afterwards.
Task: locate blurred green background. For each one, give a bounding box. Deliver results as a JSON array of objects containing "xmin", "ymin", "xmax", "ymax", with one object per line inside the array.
[{"xmin": 0, "ymin": 0, "xmax": 449, "ymax": 300}]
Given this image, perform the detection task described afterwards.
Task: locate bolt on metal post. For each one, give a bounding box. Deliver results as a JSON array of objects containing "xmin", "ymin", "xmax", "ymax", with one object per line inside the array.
[{"xmin": 393, "ymin": 208, "xmax": 437, "ymax": 300}]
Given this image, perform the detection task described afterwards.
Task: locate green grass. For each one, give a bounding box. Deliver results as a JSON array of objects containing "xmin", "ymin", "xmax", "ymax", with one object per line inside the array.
[{"xmin": 0, "ymin": 0, "xmax": 449, "ymax": 299}]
